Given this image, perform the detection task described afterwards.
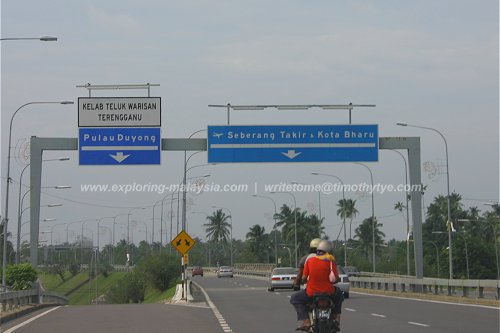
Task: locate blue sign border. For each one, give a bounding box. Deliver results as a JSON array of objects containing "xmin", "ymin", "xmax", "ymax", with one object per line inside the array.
[
  {"xmin": 79, "ymin": 127, "xmax": 161, "ymax": 165},
  {"xmin": 208, "ymin": 124, "xmax": 378, "ymax": 163}
]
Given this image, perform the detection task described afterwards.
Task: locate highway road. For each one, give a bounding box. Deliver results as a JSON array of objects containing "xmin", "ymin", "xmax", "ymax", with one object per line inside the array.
[{"xmin": 1, "ymin": 275, "xmax": 499, "ymax": 332}]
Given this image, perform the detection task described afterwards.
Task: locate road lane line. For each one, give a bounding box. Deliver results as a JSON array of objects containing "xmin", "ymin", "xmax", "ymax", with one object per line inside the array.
[
  {"xmin": 371, "ymin": 313, "xmax": 387, "ymax": 318},
  {"xmin": 345, "ymin": 308, "xmax": 356, "ymax": 312},
  {"xmin": 191, "ymin": 280, "xmax": 234, "ymax": 332},
  {"xmin": 4, "ymin": 306, "xmax": 61, "ymax": 333},
  {"xmin": 409, "ymin": 321, "xmax": 430, "ymax": 327},
  {"xmin": 353, "ymin": 291, "xmax": 500, "ymax": 310}
]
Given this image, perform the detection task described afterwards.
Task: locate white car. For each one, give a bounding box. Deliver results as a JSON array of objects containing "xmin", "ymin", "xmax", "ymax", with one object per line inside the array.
[
  {"xmin": 336, "ymin": 266, "xmax": 350, "ymax": 298},
  {"xmin": 217, "ymin": 266, "xmax": 234, "ymax": 278},
  {"xmin": 268, "ymin": 267, "xmax": 299, "ymax": 291}
]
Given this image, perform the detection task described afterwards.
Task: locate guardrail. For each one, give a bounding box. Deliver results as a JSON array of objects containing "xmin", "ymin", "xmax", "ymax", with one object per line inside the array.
[
  {"xmin": 220, "ymin": 266, "xmax": 500, "ymax": 300},
  {"xmin": 0, "ymin": 287, "xmax": 68, "ymax": 313},
  {"xmin": 350, "ymin": 276, "xmax": 500, "ymax": 300}
]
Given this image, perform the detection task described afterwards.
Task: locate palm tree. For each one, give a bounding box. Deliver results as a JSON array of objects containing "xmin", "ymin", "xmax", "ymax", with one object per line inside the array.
[
  {"xmin": 337, "ymin": 199, "xmax": 358, "ymax": 241},
  {"xmin": 204, "ymin": 209, "xmax": 231, "ymax": 243},
  {"xmin": 274, "ymin": 204, "xmax": 298, "ymax": 243},
  {"xmin": 246, "ymin": 224, "xmax": 268, "ymax": 262},
  {"xmin": 354, "ymin": 217, "xmax": 385, "ymax": 262}
]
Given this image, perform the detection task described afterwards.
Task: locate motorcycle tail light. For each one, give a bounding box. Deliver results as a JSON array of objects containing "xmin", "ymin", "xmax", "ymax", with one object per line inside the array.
[{"xmin": 317, "ymin": 299, "xmax": 329, "ymax": 307}]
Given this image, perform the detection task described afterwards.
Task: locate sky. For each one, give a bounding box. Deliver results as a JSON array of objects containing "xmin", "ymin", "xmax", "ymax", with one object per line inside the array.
[{"xmin": 1, "ymin": 1, "xmax": 498, "ymax": 251}]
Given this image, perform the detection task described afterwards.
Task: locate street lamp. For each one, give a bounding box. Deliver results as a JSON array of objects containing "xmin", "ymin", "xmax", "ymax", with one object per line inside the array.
[
  {"xmin": 182, "ymin": 130, "xmax": 207, "ymax": 233},
  {"xmin": 0, "ymin": 36, "xmax": 57, "ymax": 41},
  {"xmin": 2, "ymin": 101, "xmax": 73, "ymax": 289},
  {"xmin": 459, "ymin": 218, "xmax": 499, "ymax": 279},
  {"xmin": 387, "ymin": 149, "xmax": 411, "ymax": 276},
  {"xmin": 211, "ymin": 206, "xmax": 233, "ymax": 267},
  {"xmin": 432, "ymin": 231, "xmax": 469, "ymax": 279},
  {"xmin": 397, "ymin": 122, "xmax": 453, "ymax": 279},
  {"xmin": 16, "ymin": 157, "xmax": 69, "ymax": 263},
  {"xmin": 355, "ymin": 163, "xmax": 376, "ymax": 272},
  {"xmin": 282, "ymin": 246, "xmax": 292, "ymax": 266},
  {"xmin": 252, "ymin": 194, "xmax": 278, "ymax": 266},
  {"xmin": 270, "ymin": 191, "xmax": 298, "ymax": 267},
  {"xmin": 424, "ymin": 240, "xmax": 441, "ymax": 278},
  {"xmin": 127, "ymin": 207, "xmax": 146, "ymax": 260},
  {"xmin": 311, "ymin": 173, "xmax": 347, "ymax": 266},
  {"xmin": 192, "ymin": 211, "xmax": 211, "ymax": 267}
]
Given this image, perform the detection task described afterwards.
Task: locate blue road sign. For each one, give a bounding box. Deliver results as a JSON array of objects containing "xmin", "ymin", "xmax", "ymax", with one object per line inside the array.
[
  {"xmin": 208, "ymin": 124, "xmax": 378, "ymax": 163},
  {"xmin": 79, "ymin": 127, "xmax": 161, "ymax": 165}
]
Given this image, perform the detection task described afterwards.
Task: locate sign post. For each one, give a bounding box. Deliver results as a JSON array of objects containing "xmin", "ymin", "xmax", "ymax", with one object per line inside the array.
[
  {"xmin": 171, "ymin": 230, "xmax": 196, "ymax": 300},
  {"xmin": 78, "ymin": 97, "xmax": 161, "ymax": 165},
  {"xmin": 208, "ymin": 124, "xmax": 378, "ymax": 163}
]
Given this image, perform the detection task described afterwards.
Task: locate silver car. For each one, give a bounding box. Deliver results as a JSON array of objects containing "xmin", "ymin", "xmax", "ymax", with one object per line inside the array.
[
  {"xmin": 268, "ymin": 267, "xmax": 299, "ymax": 291},
  {"xmin": 217, "ymin": 266, "xmax": 234, "ymax": 278},
  {"xmin": 336, "ymin": 266, "xmax": 350, "ymax": 298}
]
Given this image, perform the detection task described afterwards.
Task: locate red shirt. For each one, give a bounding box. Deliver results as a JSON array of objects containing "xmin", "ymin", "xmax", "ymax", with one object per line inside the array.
[{"xmin": 303, "ymin": 254, "xmax": 337, "ymax": 297}]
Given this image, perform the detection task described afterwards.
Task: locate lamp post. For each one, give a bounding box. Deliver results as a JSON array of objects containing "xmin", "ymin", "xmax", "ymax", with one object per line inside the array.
[
  {"xmin": 0, "ymin": 36, "xmax": 57, "ymax": 41},
  {"xmin": 211, "ymin": 206, "xmax": 233, "ymax": 267},
  {"xmin": 355, "ymin": 163, "xmax": 376, "ymax": 272},
  {"xmin": 459, "ymin": 218, "xmax": 499, "ymax": 279},
  {"xmin": 252, "ymin": 194, "xmax": 278, "ymax": 266},
  {"xmin": 2, "ymin": 100, "xmax": 73, "ymax": 289},
  {"xmin": 192, "ymin": 211, "xmax": 211, "ymax": 267},
  {"xmin": 424, "ymin": 240, "xmax": 441, "ymax": 278},
  {"xmin": 111, "ymin": 214, "xmax": 128, "ymax": 265},
  {"xmin": 397, "ymin": 122, "xmax": 453, "ymax": 279},
  {"xmin": 16, "ymin": 158, "xmax": 69, "ymax": 263},
  {"xmin": 182, "ymin": 130, "xmax": 207, "ymax": 232},
  {"xmin": 283, "ymin": 246, "xmax": 292, "ymax": 266},
  {"xmin": 270, "ymin": 191, "xmax": 298, "ymax": 267},
  {"xmin": 388, "ymin": 149, "xmax": 411, "ymax": 276},
  {"xmin": 432, "ymin": 231, "xmax": 468, "ymax": 279},
  {"xmin": 311, "ymin": 173, "xmax": 347, "ymax": 265},
  {"xmin": 127, "ymin": 207, "xmax": 146, "ymax": 262}
]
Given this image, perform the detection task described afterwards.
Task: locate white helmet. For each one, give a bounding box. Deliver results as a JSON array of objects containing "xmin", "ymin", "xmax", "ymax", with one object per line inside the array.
[
  {"xmin": 317, "ymin": 240, "xmax": 333, "ymax": 254},
  {"xmin": 309, "ymin": 238, "xmax": 322, "ymax": 249}
]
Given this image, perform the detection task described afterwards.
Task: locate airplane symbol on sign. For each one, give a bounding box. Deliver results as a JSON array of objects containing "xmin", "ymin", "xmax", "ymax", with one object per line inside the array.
[{"xmin": 213, "ymin": 132, "xmax": 223, "ymax": 138}]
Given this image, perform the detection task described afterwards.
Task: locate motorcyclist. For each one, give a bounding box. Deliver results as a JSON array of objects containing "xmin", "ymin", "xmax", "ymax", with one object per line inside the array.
[
  {"xmin": 290, "ymin": 240, "xmax": 343, "ymax": 331},
  {"xmin": 294, "ymin": 238, "xmax": 322, "ymax": 287}
]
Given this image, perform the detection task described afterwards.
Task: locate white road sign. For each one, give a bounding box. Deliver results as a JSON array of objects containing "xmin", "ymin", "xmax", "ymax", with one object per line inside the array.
[{"xmin": 78, "ymin": 97, "xmax": 161, "ymax": 127}]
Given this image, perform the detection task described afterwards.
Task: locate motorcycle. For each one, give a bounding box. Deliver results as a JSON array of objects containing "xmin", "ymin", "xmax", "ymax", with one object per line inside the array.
[{"xmin": 308, "ymin": 293, "xmax": 340, "ymax": 333}]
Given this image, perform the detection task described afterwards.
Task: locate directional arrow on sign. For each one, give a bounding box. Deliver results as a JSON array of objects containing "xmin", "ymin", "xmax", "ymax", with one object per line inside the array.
[
  {"xmin": 109, "ymin": 152, "xmax": 131, "ymax": 163},
  {"xmin": 281, "ymin": 150, "xmax": 302, "ymax": 159}
]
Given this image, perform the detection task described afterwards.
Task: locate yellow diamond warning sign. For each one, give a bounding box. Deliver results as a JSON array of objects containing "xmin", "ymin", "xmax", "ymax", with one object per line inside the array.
[{"xmin": 171, "ymin": 230, "xmax": 195, "ymax": 254}]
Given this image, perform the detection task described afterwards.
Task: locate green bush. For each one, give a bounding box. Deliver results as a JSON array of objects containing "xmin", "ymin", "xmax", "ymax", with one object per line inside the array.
[
  {"xmin": 136, "ymin": 252, "xmax": 180, "ymax": 291},
  {"xmin": 105, "ymin": 271, "xmax": 146, "ymax": 303},
  {"xmin": 69, "ymin": 264, "xmax": 80, "ymax": 277},
  {"xmin": 6, "ymin": 263, "xmax": 38, "ymax": 290},
  {"xmin": 99, "ymin": 263, "xmax": 113, "ymax": 278}
]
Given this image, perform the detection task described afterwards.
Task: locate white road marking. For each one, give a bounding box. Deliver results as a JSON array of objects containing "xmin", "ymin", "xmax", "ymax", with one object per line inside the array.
[
  {"xmin": 352, "ymin": 291, "xmax": 500, "ymax": 310},
  {"xmin": 191, "ymin": 280, "xmax": 234, "ymax": 332},
  {"xmin": 4, "ymin": 306, "xmax": 61, "ymax": 333},
  {"xmin": 371, "ymin": 313, "xmax": 387, "ymax": 318},
  {"xmin": 409, "ymin": 321, "xmax": 430, "ymax": 327},
  {"xmin": 345, "ymin": 308, "xmax": 356, "ymax": 312}
]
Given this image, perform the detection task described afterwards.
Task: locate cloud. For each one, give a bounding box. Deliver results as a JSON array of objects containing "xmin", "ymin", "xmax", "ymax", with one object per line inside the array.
[{"xmin": 87, "ymin": 5, "xmax": 142, "ymax": 35}]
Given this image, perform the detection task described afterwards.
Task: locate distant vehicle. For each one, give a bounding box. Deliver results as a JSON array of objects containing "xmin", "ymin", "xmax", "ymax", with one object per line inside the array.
[
  {"xmin": 343, "ymin": 266, "xmax": 360, "ymax": 277},
  {"xmin": 217, "ymin": 266, "xmax": 234, "ymax": 278},
  {"xmin": 336, "ymin": 266, "xmax": 350, "ymax": 298},
  {"xmin": 268, "ymin": 267, "xmax": 299, "ymax": 291},
  {"xmin": 192, "ymin": 266, "xmax": 204, "ymax": 277}
]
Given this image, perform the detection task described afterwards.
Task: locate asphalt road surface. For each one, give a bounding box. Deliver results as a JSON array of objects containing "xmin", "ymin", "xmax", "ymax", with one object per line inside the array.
[{"xmin": 1, "ymin": 275, "xmax": 499, "ymax": 332}]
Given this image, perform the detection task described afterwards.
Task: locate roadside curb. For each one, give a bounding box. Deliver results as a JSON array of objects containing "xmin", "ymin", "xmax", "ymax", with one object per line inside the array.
[{"xmin": 0, "ymin": 304, "xmax": 56, "ymax": 324}]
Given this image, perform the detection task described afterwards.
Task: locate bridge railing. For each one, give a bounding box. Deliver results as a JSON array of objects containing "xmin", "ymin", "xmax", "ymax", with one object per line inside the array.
[
  {"xmin": 0, "ymin": 287, "xmax": 68, "ymax": 314},
  {"xmin": 350, "ymin": 276, "xmax": 500, "ymax": 299}
]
